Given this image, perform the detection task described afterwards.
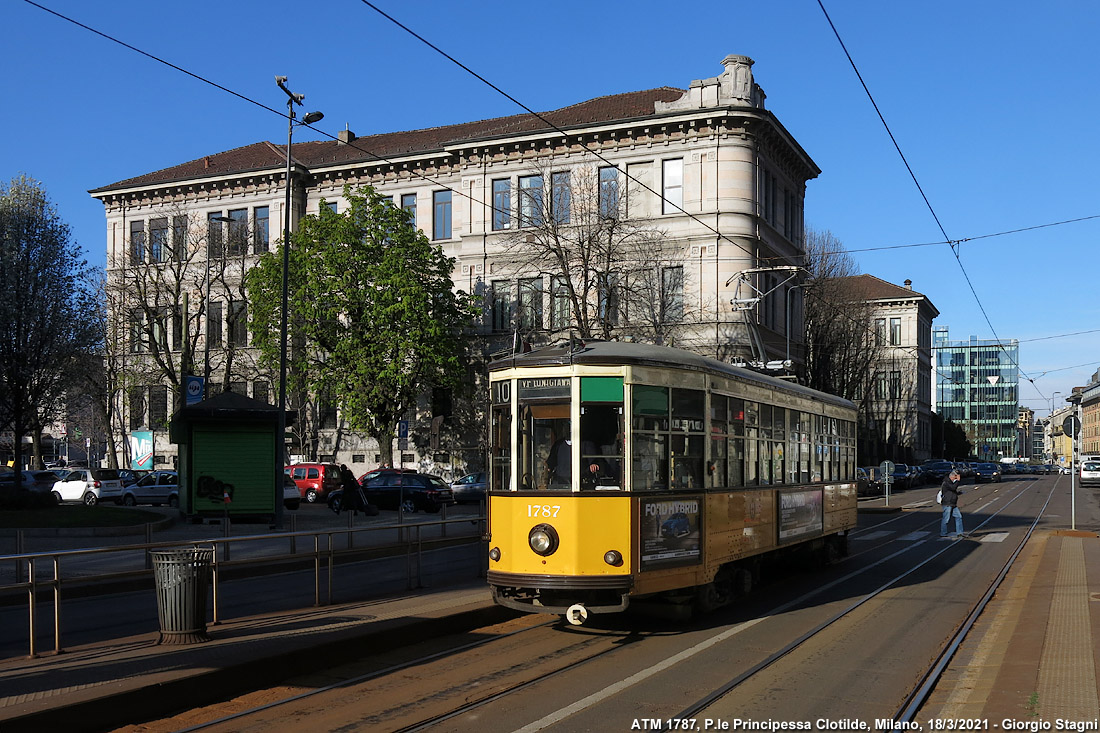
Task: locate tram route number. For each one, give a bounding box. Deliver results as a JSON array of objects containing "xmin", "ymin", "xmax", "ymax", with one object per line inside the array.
[{"xmin": 527, "ymin": 504, "xmax": 561, "ymax": 518}]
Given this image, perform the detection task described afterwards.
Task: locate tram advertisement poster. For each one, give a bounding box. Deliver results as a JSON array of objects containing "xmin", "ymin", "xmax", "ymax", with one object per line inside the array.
[
  {"xmin": 777, "ymin": 487, "xmax": 823, "ymax": 544},
  {"xmin": 640, "ymin": 496, "xmax": 703, "ymax": 569}
]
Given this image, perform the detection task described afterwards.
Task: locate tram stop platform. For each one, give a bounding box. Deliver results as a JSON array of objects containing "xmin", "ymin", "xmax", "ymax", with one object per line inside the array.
[{"xmin": 1, "ymin": 532, "xmax": 1098, "ymax": 731}]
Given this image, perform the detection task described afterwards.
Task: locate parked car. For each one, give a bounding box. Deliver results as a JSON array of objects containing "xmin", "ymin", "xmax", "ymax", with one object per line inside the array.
[
  {"xmin": 283, "ymin": 474, "xmax": 301, "ymax": 510},
  {"xmin": 52, "ymin": 468, "xmax": 124, "ymax": 506},
  {"xmin": 974, "ymin": 463, "xmax": 1002, "ymax": 483},
  {"xmin": 450, "ymin": 472, "xmax": 487, "ymax": 504},
  {"xmin": 889, "ymin": 464, "xmax": 912, "ymax": 490},
  {"xmin": 117, "ymin": 469, "xmax": 152, "ymax": 487},
  {"xmin": 921, "ymin": 461, "xmax": 954, "ymax": 482},
  {"xmin": 0, "ymin": 469, "xmax": 56, "ymax": 493},
  {"xmin": 857, "ymin": 466, "xmax": 884, "ymax": 497},
  {"xmin": 361, "ymin": 471, "xmax": 455, "ymax": 513},
  {"xmin": 120, "ymin": 470, "xmax": 179, "ymax": 507},
  {"xmin": 286, "ymin": 463, "xmax": 343, "ymax": 503},
  {"xmin": 1080, "ymin": 460, "xmax": 1100, "ymax": 488}
]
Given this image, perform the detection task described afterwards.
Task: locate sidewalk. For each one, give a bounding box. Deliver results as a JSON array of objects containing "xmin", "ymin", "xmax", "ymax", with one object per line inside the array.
[
  {"xmin": 0, "ymin": 579, "xmax": 504, "ymax": 733},
  {"xmin": 922, "ymin": 528, "xmax": 1100, "ymax": 721}
]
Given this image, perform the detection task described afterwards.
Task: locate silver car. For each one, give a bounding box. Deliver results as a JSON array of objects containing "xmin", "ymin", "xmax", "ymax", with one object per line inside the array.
[
  {"xmin": 450, "ymin": 472, "xmax": 487, "ymax": 504},
  {"xmin": 52, "ymin": 468, "xmax": 124, "ymax": 506},
  {"xmin": 120, "ymin": 470, "xmax": 179, "ymax": 507}
]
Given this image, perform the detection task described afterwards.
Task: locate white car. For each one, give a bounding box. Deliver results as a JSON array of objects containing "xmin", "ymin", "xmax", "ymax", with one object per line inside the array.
[
  {"xmin": 52, "ymin": 468, "xmax": 124, "ymax": 506},
  {"xmin": 1081, "ymin": 461, "xmax": 1100, "ymax": 488}
]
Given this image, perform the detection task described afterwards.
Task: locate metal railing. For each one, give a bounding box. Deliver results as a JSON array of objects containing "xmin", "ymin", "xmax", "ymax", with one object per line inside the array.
[{"xmin": 1, "ymin": 511, "xmax": 487, "ymax": 658}]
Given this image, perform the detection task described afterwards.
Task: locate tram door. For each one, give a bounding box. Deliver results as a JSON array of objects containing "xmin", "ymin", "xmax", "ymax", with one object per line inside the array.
[{"xmin": 519, "ymin": 404, "xmax": 570, "ymax": 490}]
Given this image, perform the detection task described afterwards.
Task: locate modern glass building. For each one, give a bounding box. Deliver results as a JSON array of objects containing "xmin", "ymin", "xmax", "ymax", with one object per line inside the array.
[{"xmin": 932, "ymin": 327, "xmax": 1020, "ymax": 462}]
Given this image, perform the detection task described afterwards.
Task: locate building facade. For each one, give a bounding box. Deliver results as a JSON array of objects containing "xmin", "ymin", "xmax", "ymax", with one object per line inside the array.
[
  {"xmin": 1080, "ymin": 370, "xmax": 1100, "ymax": 457},
  {"xmin": 932, "ymin": 328, "xmax": 1020, "ymax": 462},
  {"xmin": 90, "ymin": 55, "xmax": 820, "ymax": 473},
  {"xmin": 845, "ymin": 275, "xmax": 939, "ymax": 464}
]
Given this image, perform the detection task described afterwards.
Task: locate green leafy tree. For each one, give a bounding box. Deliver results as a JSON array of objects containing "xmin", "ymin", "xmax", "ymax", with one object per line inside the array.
[
  {"xmin": 0, "ymin": 175, "xmax": 100, "ymax": 475},
  {"xmin": 943, "ymin": 418, "xmax": 973, "ymax": 461},
  {"xmin": 245, "ymin": 185, "xmax": 476, "ymax": 466}
]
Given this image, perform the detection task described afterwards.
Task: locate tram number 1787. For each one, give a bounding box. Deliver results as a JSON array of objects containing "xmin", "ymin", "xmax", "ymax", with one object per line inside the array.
[{"xmin": 528, "ymin": 504, "xmax": 562, "ymax": 518}]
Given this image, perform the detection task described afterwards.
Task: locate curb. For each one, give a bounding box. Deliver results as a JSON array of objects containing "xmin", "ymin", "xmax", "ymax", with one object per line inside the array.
[{"xmin": 0, "ymin": 513, "xmax": 176, "ymax": 539}]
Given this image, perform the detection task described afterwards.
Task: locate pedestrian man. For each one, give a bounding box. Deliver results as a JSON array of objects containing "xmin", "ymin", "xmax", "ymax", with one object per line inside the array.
[{"xmin": 940, "ymin": 469, "xmax": 965, "ymax": 538}]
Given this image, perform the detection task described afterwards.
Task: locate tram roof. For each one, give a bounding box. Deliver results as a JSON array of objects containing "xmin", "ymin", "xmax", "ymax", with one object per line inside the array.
[{"xmin": 489, "ymin": 341, "xmax": 855, "ymax": 411}]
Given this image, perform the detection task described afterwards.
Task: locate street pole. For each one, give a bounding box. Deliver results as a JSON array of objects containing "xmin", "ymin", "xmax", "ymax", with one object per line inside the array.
[{"xmin": 274, "ymin": 76, "xmax": 323, "ymax": 530}]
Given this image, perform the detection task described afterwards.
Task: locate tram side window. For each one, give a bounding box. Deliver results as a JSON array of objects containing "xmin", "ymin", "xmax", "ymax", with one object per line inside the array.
[
  {"xmin": 745, "ymin": 401, "xmax": 759, "ymax": 486},
  {"xmin": 812, "ymin": 414, "xmax": 823, "ymax": 483},
  {"xmin": 709, "ymin": 394, "xmax": 728, "ymax": 488},
  {"xmin": 795, "ymin": 411, "xmax": 811, "ymax": 483},
  {"xmin": 491, "ymin": 405, "xmax": 511, "ymax": 491},
  {"xmin": 671, "ymin": 388, "xmax": 704, "ymax": 489},
  {"xmin": 729, "ymin": 397, "xmax": 745, "ymax": 486},
  {"xmin": 632, "ymin": 385, "xmax": 669, "ymax": 490},
  {"xmin": 580, "ymin": 403, "xmax": 623, "ymax": 489}
]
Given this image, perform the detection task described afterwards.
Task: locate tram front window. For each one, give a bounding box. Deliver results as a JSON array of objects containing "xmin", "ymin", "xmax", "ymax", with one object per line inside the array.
[{"xmin": 520, "ymin": 405, "xmax": 570, "ymax": 490}]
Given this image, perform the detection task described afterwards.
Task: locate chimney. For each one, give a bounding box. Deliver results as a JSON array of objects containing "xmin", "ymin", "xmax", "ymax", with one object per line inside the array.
[
  {"xmin": 338, "ymin": 128, "xmax": 356, "ymax": 145},
  {"xmin": 904, "ymin": 279, "xmax": 912, "ymax": 290}
]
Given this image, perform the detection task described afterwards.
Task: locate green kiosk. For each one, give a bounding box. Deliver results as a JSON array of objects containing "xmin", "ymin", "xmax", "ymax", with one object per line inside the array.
[{"xmin": 169, "ymin": 391, "xmax": 294, "ymax": 521}]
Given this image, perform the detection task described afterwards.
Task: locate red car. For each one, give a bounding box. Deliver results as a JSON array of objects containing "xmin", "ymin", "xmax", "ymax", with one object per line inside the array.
[{"xmin": 285, "ymin": 463, "xmax": 342, "ymax": 503}]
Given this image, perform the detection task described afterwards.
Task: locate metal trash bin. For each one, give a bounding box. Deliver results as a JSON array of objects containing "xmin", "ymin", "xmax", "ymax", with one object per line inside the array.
[{"xmin": 151, "ymin": 548, "xmax": 213, "ymax": 644}]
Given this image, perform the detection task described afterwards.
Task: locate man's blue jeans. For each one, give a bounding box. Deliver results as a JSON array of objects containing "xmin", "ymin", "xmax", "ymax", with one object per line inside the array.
[{"xmin": 941, "ymin": 506, "xmax": 963, "ymax": 536}]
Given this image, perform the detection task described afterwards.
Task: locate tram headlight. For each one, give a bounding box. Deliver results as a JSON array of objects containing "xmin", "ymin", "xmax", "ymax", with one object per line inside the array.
[
  {"xmin": 489, "ymin": 547, "xmax": 501, "ymax": 562},
  {"xmin": 603, "ymin": 550, "xmax": 623, "ymax": 567},
  {"xmin": 528, "ymin": 524, "xmax": 559, "ymax": 556}
]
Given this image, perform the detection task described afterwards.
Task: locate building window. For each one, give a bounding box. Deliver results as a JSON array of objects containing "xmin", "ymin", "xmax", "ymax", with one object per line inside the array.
[
  {"xmin": 519, "ymin": 175, "xmax": 543, "ymax": 227},
  {"xmin": 491, "ymin": 280, "xmax": 512, "ymax": 331},
  {"xmin": 518, "ymin": 277, "xmax": 543, "ymax": 331},
  {"xmin": 129, "ymin": 387, "xmax": 145, "ymax": 431},
  {"xmin": 319, "ymin": 392, "xmax": 338, "ymax": 429},
  {"xmin": 253, "ymin": 381, "xmax": 270, "ymax": 404},
  {"xmin": 889, "ymin": 371, "xmax": 902, "ymax": 399},
  {"xmin": 207, "ymin": 301, "xmax": 223, "ymax": 349},
  {"xmin": 172, "ymin": 307, "xmax": 183, "ymax": 351},
  {"xmin": 401, "ymin": 193, "xmax": 417, "ymax": 228},
  {"xmin": 322, "ymin": 201, "xmax": 338, "ymax": 215},
  {"xmin": 661, "ymin": 266, "xmax": 684, "ymax": 323},
  {"xmin": 130, "ymin": 221, "xmax": 145, "ymax": 264},
  {"xmin": 226, "ymin": 209, "xmax": 247, "ymax": 256},
  {"xmin": 172, "ymin": 215, "xmax": 188, "ymax": 261},
  {"xmin": 551, "ymin": 171, "xmax": 571, "ymax": 224},
  {"xmin": 599, "ymin": 273, "xmax": 619, "ymax": 325},
  {"xmin": 762, "ymin": 169, "xmax": 778, "ymax": 225},
  {"xmin": 551, "ymin": 276, "xmax": 570, "ymax": 331},
  {"xmin": 599, "ymin": 166, "xmax": 619, "ymax": 220},
  {"xmin": 153, "ymin": 307, "xmax": 169, "ymax": 351},
  {"xmin": 889, "ymin": 317, "xmax": 902, "ymax": 346},
  {"xmin": 149, "ymin": 385, "xmax": 168, "ymax": 429},
  {"xmin": 228, "ymin": 381, "xmax": 247, "ymax": 395},
  {"xmin": 129, "ymin": 309, "xmax": 144, "ymax": 353},
  {"xmin": 874, "ymin": 318, "xmax": 887, "ymax": 347},
  {"xmin": 433, "ymin": 190, "xmax": 452, "ymax": 240},
  {"xmin": 228, "ymin": 301, "xmax": 248, "ymax": 347},
  {"xmin": 150, "ymin": 218, "xmax": 168, "ymax": 262},
  {"xmin": 207, "ymin": 213, "xmax": 223, "ymax": 258},
  {"xmin": 254, "ymin": 206, "xmax": 269, "ymax": 253},
  {"xmin": 492, "ymin": 179, "xmax": 511, "ymax": 231},
  {"xmin": 662, "ymin": 159, "xmax": 683, "ymax": 214}
]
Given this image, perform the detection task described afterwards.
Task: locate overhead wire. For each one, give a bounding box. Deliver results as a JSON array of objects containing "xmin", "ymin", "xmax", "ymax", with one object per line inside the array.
[
  {"xmin": 816, "ymin": 0, "xmax": 1053, "ymax": 404},
  {"xmin": 24, "ymin": 0, "xmax": 1096, "ymax": 403}
]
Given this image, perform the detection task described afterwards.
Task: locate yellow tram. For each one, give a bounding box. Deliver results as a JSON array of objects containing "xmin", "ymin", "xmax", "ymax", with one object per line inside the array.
[{"xmin": 486, "ymin": 341, "xmax": 858, "ymax": 624}]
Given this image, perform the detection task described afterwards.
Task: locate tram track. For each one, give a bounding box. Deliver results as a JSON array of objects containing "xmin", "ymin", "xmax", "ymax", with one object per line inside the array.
[
  {"xmin": 144, "ymin": 480, "xmax": 1054, "ymax": 732},
  {"xmin": 663, "ymin": 480, "xmax": 1055, "ymax": 724}
]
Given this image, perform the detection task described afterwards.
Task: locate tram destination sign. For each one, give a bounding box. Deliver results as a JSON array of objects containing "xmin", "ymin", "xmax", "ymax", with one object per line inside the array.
[{"xmin": 518, "ymin": 377, "xmax": 570, "ymax": 401}]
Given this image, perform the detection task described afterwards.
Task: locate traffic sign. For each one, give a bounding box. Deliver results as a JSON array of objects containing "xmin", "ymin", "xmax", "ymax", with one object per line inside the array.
[
  {"xmin": 185, "ymin": 376, "xmax": 205, "ymax": 406},
  {"xmin": 1063, "ymin": 415, "xmax": 1081, "ymax": 437},
  {"xmin": 879, "ymin": 460, "xmax": 895, "ymax": 478}
]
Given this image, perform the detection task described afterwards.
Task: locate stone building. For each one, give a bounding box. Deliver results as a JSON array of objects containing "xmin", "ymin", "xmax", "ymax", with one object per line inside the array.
[{"xmin": 90, "ymin": 55, "xmax": 820, "ymax": 473}]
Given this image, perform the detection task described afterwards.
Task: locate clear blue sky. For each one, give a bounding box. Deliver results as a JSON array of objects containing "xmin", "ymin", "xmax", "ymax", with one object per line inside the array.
[{"xmin": 5, "ymin": 0, "xmax": 1097, "ymax": 416}]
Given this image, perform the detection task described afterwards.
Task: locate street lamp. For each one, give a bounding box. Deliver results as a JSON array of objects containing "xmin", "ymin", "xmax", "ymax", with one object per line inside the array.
[
  {"xmin": 785, "ymin": 283, "xmax": 803, "ymax": 364},
  {"xmin": 273, "ymin": 75, "xmax": 322, "ymax": 529}
]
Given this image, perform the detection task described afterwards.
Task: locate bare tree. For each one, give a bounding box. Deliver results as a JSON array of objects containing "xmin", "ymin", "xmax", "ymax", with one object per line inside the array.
[
  {"xmin": 799, "ymin": 228, "xmax": 883, "ymax": 461},
  {"xmin": 494, "ymin": 163, "xmax": 689, "ymax": 344}
]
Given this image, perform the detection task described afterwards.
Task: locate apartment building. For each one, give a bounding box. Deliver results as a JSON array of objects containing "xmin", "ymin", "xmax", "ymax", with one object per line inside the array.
[{"xmin": 90, "ymin": 54, "xmax": 820, "ymax": 471}]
